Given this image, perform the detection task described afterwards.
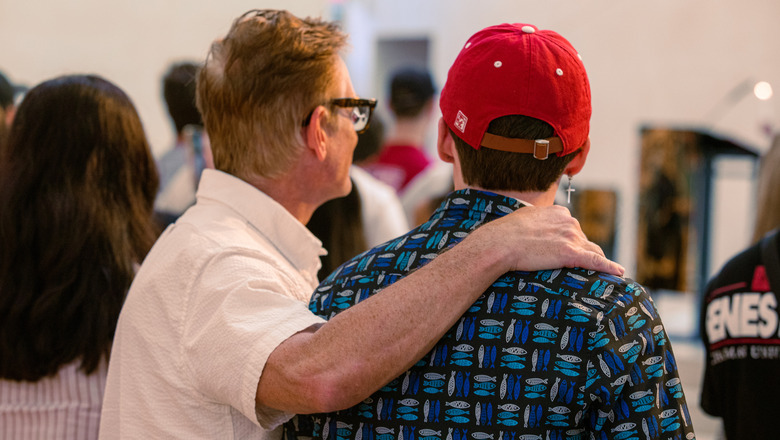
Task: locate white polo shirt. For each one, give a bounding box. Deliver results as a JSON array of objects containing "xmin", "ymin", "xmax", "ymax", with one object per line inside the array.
[{"xmin": 100, "ymin": 169, "xmax": 326, "ymax": 439}]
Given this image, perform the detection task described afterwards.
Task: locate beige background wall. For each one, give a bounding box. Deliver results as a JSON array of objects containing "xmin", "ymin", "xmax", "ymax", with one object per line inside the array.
[
  {"xmin": 2, "ymin": 0, "xmax": 779, "ymax": 276},
  {"xmin": 342, "ymin": 0, "xmax": 780, "ymax": 276},
  {"xmin": 0, "ymin": 0, "xmax": 331, "ymax": 155}
]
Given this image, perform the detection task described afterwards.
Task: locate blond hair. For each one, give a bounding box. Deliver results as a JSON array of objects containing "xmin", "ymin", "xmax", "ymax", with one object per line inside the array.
[
  {"xmin": 197, "ymin": 9, "xmax": 347, "ymax": 180},
  {"xmin": 753, "ymin": 134, "xmax": 780, "ymax": 242}
]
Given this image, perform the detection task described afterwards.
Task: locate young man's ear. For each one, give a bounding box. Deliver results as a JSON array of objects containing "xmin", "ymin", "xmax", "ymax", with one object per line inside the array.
[
  {"xmin": 563, "ymin": 137, "xmax": 591, "ymax": 177},
  {"xmin": 303, "ymin": 105, "xmax": 329, "ymax": 161},
  {"xmin": 436, "ymin": 117, "xmax": 456, "ymax": 164}
]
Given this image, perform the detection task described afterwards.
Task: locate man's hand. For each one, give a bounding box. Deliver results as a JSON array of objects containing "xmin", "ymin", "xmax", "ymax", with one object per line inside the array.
[{"xmin": 472, "ymin": 205, "xmax": 624, "ymax": 276}]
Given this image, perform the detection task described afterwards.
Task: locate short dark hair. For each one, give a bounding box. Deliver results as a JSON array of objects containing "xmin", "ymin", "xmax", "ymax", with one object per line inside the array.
[
  {"xmin": 0, "ymin": 75, "xmax": 160, "ymax": 381},
  {"xmin": 389, "ymin": 68, "xmax": 435, "ymax": 118},
  {"xmin": 0, "ymin": 70, "xmax": 17, "ymax": 110},
  {"xmin": 163, "ymin": 62, "xmax": 203, "ymax": 134},
  {"xmin": 452, "ymin": 114, "xmax": 579, "ymax": 192}
]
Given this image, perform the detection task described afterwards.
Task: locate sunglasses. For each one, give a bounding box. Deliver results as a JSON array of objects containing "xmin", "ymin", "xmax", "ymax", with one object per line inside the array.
[{"xmin": 303, "ymin": 98, "xmax": 377, "ymax": 134}]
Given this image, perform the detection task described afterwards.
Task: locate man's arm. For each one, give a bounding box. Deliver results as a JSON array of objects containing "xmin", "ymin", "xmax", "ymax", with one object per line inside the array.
[{"xmin": 257, "ymin": 204, "xmax": 624, "ymax": 414}]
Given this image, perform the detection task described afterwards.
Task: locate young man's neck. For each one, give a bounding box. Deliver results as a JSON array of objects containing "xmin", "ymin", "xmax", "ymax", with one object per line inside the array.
[{"xmin": 458, "ymin": 182, "xmax": 560, "ymax": 207}]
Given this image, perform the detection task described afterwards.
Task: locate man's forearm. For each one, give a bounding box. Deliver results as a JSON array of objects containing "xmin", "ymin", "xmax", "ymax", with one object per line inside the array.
[
  {"xmin": 256, "ymin": 225, "xmax": 507, "ymax": 414},
  {"xmin": 256, "ymin": 205, "xmax": 623, "ymax": 414}
]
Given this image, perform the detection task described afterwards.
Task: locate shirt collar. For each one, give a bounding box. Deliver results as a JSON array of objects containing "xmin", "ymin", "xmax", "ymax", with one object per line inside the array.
[
  {"xmin": 196, "ymin": 169, "xmax": 326, "ymax": 275},
  {"xmin": 439, "ymin": 188, "xmax": 529, "ymax": 214}
]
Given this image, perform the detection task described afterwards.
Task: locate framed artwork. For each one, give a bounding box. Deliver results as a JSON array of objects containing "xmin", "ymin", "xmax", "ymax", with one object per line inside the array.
[
  {"xmin": 635, "ymin": 127, "xmax": 758, "ymax": 294},
  {"xmin": 635, "ymin": 129, "xmax": 702, "ymax": 292},
  {"xmin": 571, "ymin": 189, "xmax": 618, "ymax": 262}
]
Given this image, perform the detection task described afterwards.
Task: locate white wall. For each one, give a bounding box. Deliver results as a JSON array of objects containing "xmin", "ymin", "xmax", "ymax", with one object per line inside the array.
[
  {"xmin": 0, "ymin": 0, "xmax": 330, "ymax": 157},
  {"xmin": 1, "ymin": 0, "xmax": 777, "ymax": 277},
  {"xmin": 341, "ymin": 0, "xmax": 780, "ymax": 276}
]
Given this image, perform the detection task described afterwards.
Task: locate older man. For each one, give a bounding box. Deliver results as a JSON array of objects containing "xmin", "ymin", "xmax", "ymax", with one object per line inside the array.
[{"xmin": 99, "ymin": 10, "xmax": 621, "ymax": 439}]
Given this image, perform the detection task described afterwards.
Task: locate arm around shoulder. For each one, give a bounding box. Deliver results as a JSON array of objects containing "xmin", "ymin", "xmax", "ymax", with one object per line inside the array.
[
  {"xmin": 256, "ymin": 204, "xmax": 623, "ymax": 415},
  {"xmin": 468, "ymin": 204, "xmax": 624, "ymax": 275}
]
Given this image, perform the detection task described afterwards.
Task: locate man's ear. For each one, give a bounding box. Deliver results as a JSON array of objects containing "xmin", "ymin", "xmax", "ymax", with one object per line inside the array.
[
  {"xmin": 303, "ymin": 105, "xmax": 329, "ymax": 161},
  {"xmin": 563, "ymin": 137, "xmax": 591, "ymax": 177},
  {"xmin": 437, "ymin": 117, "xmax": 456, "ymax": 164}
]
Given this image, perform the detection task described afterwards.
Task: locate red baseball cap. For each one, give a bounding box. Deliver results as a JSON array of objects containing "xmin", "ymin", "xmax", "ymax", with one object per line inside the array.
[{"xmin": 440, "ymin": 23, "xmax": 591, "ymax": 159}]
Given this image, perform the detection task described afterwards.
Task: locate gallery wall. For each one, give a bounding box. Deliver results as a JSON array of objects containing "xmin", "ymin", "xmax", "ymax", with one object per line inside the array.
[
  {"xmin": 341, "ymin": 0, "xmax": 780, "ymax": 279},
  {"xmin": 2, "ymin": 0, "xmax": 779, "ymax": 280},
  {"xmin": 0, "ymin": 0, "xmax": 330, "ymax": 156}
]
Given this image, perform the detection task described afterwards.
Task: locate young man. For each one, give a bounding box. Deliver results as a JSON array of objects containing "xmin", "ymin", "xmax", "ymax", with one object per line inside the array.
[
  {"xmin": 310, "ymin": 23, "xmax": 696, "ymax": 440},
  {"xmin": 98, "ymin": 10, "xmax": 621, "ymax": 439}
]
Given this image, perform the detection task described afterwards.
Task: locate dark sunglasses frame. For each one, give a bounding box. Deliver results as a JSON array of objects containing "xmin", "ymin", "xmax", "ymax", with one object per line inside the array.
[{"xmin": 302, "ymin": 98, "xmax": 377, "ymax": 134}]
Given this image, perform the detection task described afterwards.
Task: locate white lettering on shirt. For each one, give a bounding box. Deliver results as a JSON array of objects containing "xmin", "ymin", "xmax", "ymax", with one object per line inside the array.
[{"xmin": 706, "ymin": 292, "xmax": 779, "ymax": 344}]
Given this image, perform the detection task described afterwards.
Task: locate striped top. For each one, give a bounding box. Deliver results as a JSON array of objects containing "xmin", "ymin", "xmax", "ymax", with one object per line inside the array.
[{"xmin": 0, "ymin": 359, "xmax": 107, "ymax": 439}]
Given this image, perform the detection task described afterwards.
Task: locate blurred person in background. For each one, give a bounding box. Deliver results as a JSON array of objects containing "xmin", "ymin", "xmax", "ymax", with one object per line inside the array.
[
  {"xmin": 349, "ymin": 116, "xmax": 410, "ymax": 247},
  {"xmin": 366, "ymin": 67, "xmax": 455, "ymax": 226},
  {"xmin": 0, "ymin": 69, "xmax": 23, "ymax": 126},
  {"xmin": 0, "ymin": 69, "xmax": 25, "ymax": 149},
  {"xmin": 364, "ymin": 67, "xmax": 437, "ymax": 194},
  {"xmin": 700, "ymin": 134, "xmax": 780, "ymax": 439},
  {"xmin": 0, "ymin": 74, "xmax": 160, "ymax": 439},
  {"xmin": 155, "ymin": 61, "xmax": 213, "ymax": 224}
]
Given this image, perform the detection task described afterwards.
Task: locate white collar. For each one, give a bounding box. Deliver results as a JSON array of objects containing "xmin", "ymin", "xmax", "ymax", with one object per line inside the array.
[{"xmin": 196, "ymin": 169, "xmax": 326, "ymax": 273}]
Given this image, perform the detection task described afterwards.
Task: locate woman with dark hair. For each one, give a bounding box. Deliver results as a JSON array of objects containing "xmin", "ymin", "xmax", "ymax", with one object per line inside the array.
[{"xmin": 0, "ymin": 74, "xmax": 160, "ymax": 438}]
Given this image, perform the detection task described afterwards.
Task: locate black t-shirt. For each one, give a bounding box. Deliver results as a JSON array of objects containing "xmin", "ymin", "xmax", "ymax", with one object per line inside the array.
[{"xmin": 700, "ymin": 235, "xmax": 780, "ymax": 439}]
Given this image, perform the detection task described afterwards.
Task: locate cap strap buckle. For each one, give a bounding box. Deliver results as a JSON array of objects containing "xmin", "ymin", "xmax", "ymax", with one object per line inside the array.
[
  {"xmin": 479, "ymin": 133, "xmax": 565, "ymax": 157},
  {"xmin": 533, "ymin": 139, "xmax": 550, "ymax": 160}
]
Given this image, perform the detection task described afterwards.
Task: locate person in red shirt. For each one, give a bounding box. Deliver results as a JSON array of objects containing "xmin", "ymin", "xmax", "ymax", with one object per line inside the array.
[{"xmin": 365, "ymin": 68, "xmax": 437, "ymax": 193}]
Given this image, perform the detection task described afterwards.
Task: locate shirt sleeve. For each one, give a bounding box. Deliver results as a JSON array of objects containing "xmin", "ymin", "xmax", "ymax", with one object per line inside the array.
[
  {"xmin": 181, "ymin": 250, "xmax": 325, "ymax": 429},
  {"xmin": 584, "ymin": 283, "xmax": 696, "ymax": 439}
]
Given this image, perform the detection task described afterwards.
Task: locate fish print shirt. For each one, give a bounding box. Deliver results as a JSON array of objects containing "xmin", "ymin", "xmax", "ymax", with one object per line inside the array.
[{"xmin": 308, "ymin": 189, "xmax": 696, "ymax": 440}]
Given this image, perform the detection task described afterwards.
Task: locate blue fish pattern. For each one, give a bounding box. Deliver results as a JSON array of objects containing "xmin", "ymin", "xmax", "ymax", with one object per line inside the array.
[{"xmin": 307, "ymin": 190, "xmax": 696, "ymax": 440}]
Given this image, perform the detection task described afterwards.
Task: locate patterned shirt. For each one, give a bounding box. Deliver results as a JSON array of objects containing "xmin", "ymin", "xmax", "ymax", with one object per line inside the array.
[{"xmin": 309, "ymin": 189, "xmax": 696, "ymax": 440}]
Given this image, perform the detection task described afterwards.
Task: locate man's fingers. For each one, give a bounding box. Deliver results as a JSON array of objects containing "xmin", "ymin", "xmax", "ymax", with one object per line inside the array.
[
  {"xmin": 570, "ymin": 249, "xmax": 625, "ymax": 276},
  {"xmin": 581, "ymin": 238, "xmax": 606, "ymax": 258},
  {"xmin": 482, "ymin": 204, "xmax": 624, "ymax": 276},
  {"xmin": 537, "ymin": 209, "xmax": 624, "ymax": 275}
]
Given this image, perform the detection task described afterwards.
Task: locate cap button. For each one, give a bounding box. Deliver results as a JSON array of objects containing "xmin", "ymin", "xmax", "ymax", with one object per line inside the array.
[{"xmin": 521, "ymin": 25, "xmax": 535, "ymax": 34}]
